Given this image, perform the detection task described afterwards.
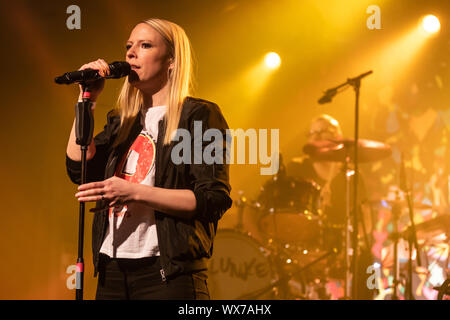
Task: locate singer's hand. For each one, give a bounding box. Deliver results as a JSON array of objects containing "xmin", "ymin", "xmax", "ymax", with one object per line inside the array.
[
  {"xmin": 77, "ymin": 59, "xmax": 110, "ymax": 101},
  {"xmin": 75, "ymin": 176, "xmax": 137, "ymax": 207}
]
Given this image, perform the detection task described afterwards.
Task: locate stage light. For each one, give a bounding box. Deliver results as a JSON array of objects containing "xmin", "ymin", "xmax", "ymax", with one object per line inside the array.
[
  {"xmin": 264, "ymin": 52, "xmax": 281, "ymax": 69},
  {"xmin": 422, "ymin": 15, "xmax": 440, "ymax": 34}
]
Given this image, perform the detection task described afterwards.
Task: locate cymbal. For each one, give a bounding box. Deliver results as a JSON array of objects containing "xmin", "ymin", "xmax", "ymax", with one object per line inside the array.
[
  {"xmin": 368, "ymin": 199, "xmax": 433, "ymax": 210},
  {"xmin": 303, "ymin": 138, "xmax": 392, "ymax": 163},
  {"xmin": 401, "ymin": 213, "xmax": 450, "ymax": 241}
]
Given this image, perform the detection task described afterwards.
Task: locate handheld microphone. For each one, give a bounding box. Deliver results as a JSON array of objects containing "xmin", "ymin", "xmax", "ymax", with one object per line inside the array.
[{"xmin": 54, "ymin": 61, "xmax": 131, "ymax": 85}]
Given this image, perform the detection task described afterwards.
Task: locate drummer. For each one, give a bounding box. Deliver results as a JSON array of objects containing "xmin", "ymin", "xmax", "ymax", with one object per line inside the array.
[
  {"xmin": 287, "ymin": 114, "xmax": 345, "ymax": 225},
  {"xmin": 287, "ymin": 114, "xmax": 373, "ymax": 299}
]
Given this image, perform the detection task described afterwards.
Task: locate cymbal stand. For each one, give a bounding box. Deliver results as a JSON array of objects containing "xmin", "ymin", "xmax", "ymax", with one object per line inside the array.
[
  {"xmin": 434, "ymin": 233, "xmax": 450, "ymax": 300},
  {"xmin": 400, "ymin": 154, "xmax": 421, "ymax": 300},
  {"xmin": 390, "ymin": 192, "xmax": 402, "ymax": 300}
]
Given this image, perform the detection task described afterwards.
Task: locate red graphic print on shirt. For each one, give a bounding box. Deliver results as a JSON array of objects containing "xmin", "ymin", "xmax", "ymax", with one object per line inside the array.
[{"xmin": 109, "ymin": 133, "xmax": 156, "ymax": 218}]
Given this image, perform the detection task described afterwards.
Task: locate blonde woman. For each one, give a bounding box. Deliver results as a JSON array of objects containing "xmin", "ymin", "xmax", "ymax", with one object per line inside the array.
[{"xmin": 66, "ymin": 18, "xmax": 232, "ymax": 299}]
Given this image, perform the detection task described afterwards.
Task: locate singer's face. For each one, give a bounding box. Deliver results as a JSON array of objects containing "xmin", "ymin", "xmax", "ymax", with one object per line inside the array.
[{"xmin": 125, "ymin": 23, "xmax": 172, "ymax": 91}]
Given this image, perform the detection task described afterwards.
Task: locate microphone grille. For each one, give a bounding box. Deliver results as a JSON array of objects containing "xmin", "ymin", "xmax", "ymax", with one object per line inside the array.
[{"xmin": 109, "ymin": 61, "xmax": 131, "ymax": 78}]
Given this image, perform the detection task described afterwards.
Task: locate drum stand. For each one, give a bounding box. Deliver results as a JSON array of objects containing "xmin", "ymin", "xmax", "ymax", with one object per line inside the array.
[
  {"xmin": 390, "ymin": 193, "xmax": 402, "ymax": 300},
  {"xmin": 433, "ymin": 234, "xmax": 450, "ymax": 300},
  {"xmin": 399, "ymin": 154, "xmax": 422, "ymax": 300},
  {"xmin": 236, "ymin": 249, "xmax": 337, "ymax": 299}
]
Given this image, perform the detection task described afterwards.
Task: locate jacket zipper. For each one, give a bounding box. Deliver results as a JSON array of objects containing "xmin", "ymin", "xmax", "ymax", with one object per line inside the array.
[
  {"xmin": 160, "ymin": 269, "xmax": 167, "ymax": 282},
  {"xmin": 156, "ymin": 120, "xmax": 168, "ymax": 285}
]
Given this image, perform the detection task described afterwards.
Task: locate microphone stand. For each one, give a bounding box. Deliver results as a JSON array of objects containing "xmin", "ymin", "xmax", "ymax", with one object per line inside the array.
[
  {"xmin": 74, "ymin": 84, "xmax": 94, "ymax": 300},
  {"xmin": 318, "ymin": 70, "xmax": 373, "ymax": 299},
  {"xmin": 344, "ymin": 148, "xmax": 352, "ymax": 299}
]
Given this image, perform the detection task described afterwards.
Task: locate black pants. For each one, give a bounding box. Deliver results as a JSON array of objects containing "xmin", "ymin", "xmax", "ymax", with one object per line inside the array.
[{"xmin": 96, "ymin": 253, "xmax": 210, "ymax": 300}]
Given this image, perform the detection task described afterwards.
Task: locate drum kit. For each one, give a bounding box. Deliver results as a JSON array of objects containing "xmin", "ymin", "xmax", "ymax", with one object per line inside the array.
[
  {"xmin": 207, "ymin": 137, "xmax": 407, "ymax": 300},
  {"xmin": 208, "ymin": 69, "xmax": 449, "ymax": 299}
]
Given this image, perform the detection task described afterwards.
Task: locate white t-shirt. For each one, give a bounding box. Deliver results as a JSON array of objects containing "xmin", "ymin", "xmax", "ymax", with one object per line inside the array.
[{"xmin": 100, "ymin": 106, "xmax": 167, "ymax": 259}]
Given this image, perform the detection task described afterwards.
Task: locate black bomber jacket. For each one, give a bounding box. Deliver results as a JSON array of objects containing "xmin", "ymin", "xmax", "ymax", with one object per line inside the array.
[{"xmin": 66, "ymin": 97, "xmax": 232, "ymax": 280}]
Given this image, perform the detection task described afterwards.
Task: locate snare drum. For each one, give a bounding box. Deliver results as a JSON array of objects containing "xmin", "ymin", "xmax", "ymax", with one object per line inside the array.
[{"xmin": 207, "ymin": 229, "xmax": 277, "ymax": 299}]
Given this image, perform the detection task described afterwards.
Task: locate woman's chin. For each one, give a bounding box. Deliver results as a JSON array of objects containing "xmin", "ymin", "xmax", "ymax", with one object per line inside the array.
[
  {"xmin": 128, "ymin": 78, "xmax": 147, "ymax": 91},
  {"xmin": 128, "ymin": 71, "xmax": 141, "ymax": 83}
]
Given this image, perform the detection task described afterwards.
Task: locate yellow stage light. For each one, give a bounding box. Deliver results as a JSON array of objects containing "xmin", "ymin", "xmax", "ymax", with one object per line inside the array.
[
  {"xmin": 264, "ymin": 52, "xmax": 281, "ymax": 69},
  {"xmin": 422, "ymin": 15, "xmax": 440, "ymax": 34}
]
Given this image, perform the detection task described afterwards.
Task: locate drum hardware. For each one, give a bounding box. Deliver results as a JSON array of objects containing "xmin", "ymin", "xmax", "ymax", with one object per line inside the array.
[
  {"xmin": 398, "ymin": 153, "xmax": 422, "ymax": 300},
  {"xmin": 304, "ymin": 136, "xmax": 392, "ymax": 299},
  {"xmin": 236, "ymin": 249, "xmax": 338, "ymax": 299},
  {"xmin": 257, "ymin": 176, "xmax": 322, "ymax": 248},
  {"xmin": 369, "ymin": 154, "xmax": 433, "ymax": 300},
  {"xmin": 303, "ymin": 138, "xmax": 392, "ymax": 164},
  {"xmin": 400, "ymin": 212, "xmax": 450, "ymax": 242},
  {"xmin": 215, "ymin": 136, "xmax": 400, "ymax": 299},
  {"xmin": 234, "ymin": 190, "xmax": 247, "ymax": 232},
  {"xmin": 207, "ymin": 229, "xmax": 278, "ymax": 300},
  {"xmin": 367, "ymin": 198, "xmax": 433, "ymax": 213},
  {"xmin": 276, "ymin": 243, "xmax": 336, "ymax": 297},
  {"xmin": 211, "ymin": 173, "xmax": 336, "ymax": 300},
  {"xmin": 380, "ymin": 218, "xmax": 448, "ymax": 300},
  {"xmin": 434, "ymin": 279, "xmax": 450, "ymax": 300},
  {"xmin": 403, "ymin": 212, "xmax": 450, "ymax": 300},
  {"xmin": 390, "ymin": 191, "xmax": 402, "ymax": 300}
]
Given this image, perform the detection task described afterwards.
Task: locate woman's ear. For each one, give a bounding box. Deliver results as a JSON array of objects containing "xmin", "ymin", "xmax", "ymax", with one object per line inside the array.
[
  {"xmin": 166, "ymin": 56, "xmax": 174, "ymax": 70},
  {"xmin": 167, "ymin": 58, "xmax": 174, "ymax": 79}
]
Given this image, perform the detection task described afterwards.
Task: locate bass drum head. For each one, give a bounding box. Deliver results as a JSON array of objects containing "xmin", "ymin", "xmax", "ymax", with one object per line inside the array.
[{"xmin": 207, "ymin": 229, "xmax": 275, "ymax": 299}]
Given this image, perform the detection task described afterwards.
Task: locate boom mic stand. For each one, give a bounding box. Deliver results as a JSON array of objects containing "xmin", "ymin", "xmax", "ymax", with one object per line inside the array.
[
  {"xmin": 318, "ymin": 70, "xmax": 373, "ymax": 299},
  {"xmin": 74, "ymin": 84, "xmax": 95, "ymax": 300}
]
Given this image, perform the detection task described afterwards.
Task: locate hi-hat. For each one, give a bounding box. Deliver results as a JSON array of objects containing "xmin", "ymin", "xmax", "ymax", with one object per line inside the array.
[{"xmin": 303, "ymin": 138, "xmax": 392, "ymax": 163}]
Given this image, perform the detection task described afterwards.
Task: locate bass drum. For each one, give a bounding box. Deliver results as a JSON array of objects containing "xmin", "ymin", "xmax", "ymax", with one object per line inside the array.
[{"xmin": 207, "ymin": 229, "xmax": 276, "ymax": 299}]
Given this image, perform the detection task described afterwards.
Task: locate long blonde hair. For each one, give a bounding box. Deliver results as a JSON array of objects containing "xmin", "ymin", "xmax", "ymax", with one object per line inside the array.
[{"xmin": 114, "ymin": 18, "xmax": 193, "ymax": 146}]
